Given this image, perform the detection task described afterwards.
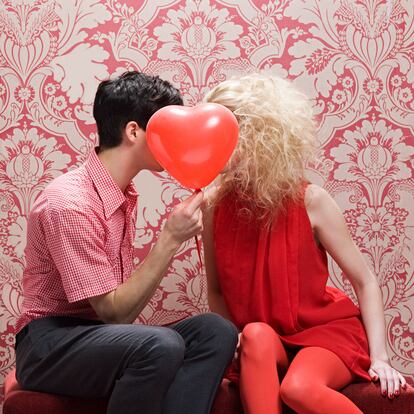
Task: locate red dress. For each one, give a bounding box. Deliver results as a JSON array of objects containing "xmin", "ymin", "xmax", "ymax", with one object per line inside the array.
[{"xmin": 214, "ymin": 192, "xmax": 371, "ymax": 381}]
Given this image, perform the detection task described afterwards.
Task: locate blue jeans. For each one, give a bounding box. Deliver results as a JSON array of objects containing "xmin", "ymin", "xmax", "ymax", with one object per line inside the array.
[{"xmin": 15, "ymin": 313, "xmax": 238, "ymax": 414}]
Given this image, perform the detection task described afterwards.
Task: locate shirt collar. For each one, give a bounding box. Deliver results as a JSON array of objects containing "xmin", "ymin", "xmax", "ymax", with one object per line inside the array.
[{"xmin": 85, "ymin": 148, "xmax": 137, "ymax": 220}]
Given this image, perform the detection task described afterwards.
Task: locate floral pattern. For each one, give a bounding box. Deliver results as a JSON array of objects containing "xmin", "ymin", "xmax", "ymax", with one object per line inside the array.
[{"xmin": 0, "ymin": 0, "xmax": 413, "ymax": 408}]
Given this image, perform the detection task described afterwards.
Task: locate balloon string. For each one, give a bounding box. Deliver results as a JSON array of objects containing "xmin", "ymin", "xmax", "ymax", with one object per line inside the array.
[
  {"xmin": 194, "ymin": 188, "xmax": 203, "ymax": 272},
  {"xmin": 195, "ymin": 235, "xmax": 203, "ymax": 270},
  {"xmin": 193, "ymin": 234, "xmax": 204, "ymax": 308}
]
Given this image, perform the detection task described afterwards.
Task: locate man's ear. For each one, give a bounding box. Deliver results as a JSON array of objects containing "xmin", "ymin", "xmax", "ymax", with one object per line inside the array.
[{"xmin": 124, "ymin": 121, "xmax": 143, "ymax": 144}]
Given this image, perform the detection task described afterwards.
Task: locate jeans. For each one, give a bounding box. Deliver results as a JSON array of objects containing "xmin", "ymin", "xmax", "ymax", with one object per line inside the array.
[{"xmin": 15, "ymin": 313, "xmax": 238, "ymax": 414}]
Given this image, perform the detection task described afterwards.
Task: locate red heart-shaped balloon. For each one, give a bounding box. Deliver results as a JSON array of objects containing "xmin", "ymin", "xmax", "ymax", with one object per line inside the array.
[{"xmin": 146, "ymin": 103, "xmax": 238, "ymax": 189}]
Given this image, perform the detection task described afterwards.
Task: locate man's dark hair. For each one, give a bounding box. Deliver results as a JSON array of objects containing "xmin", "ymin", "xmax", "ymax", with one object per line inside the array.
[{"xmin": 93, "ymin": 71, "xmax": 183, "ymax": 150}]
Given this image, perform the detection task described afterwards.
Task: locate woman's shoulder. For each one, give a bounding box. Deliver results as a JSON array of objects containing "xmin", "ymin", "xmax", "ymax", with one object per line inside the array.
[
  {"xmin": 304, "ymin": 183, "xmax": 332, "ymax": 210},
  {"xmin": 204, "ymin": 185, "xmax": 220, "ymax": 205},
  {"xmin": 303, "ymin": 183, "xmax": 343, "ymax": 231},
  {"xmin": 202, "ymin": 185, "xmax": 221, "ymax": 213},
  {"xmin": 201, "ymin": 185, "xmax": 221, "ymax": 226}
]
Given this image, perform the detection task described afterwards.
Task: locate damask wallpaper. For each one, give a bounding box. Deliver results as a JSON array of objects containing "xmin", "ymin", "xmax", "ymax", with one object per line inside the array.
[{"xmin": 0, "ymin": 0, "xmax": 413, "ymax": 409}]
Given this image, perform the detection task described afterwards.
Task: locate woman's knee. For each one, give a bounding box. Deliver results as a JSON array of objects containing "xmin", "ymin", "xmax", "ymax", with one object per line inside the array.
[
  {"xmin": 240, "ymin": 322, "xmax": 277, "ymax": 357},
  {"xmin": 242, "ymin": 322, "xmax": 276, "ymax": 340},
  {"xmin": 280, "ymin": 373, "xmax": 316, "ymax": 407}
]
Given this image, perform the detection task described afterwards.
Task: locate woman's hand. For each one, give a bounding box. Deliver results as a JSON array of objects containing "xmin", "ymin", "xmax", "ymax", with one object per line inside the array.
[{"xmin": 369, "ymin": 359, "xmax": 407, "ymax": 398}]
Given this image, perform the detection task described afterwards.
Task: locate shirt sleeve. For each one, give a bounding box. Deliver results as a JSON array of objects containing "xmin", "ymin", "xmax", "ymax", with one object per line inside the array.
[{"xmin": 41, "ymin": 206, "xmax": 118, "ymax": 303}]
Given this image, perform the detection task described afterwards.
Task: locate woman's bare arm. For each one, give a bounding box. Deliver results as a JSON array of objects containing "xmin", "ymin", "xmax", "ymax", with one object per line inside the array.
[{"xmin": 305, "ymin": 184, "xmax": 406, "ymax": 397}]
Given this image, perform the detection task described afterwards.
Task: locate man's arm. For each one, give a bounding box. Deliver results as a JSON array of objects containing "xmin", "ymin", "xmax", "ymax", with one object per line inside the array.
[{"xmin": 89, "ymin": 191, "xmax": 204, "ymax": 324}]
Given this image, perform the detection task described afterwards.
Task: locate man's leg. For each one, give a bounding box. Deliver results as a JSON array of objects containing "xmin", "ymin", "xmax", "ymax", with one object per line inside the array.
[
  {"xmin": 163, "ymin": 313, "xmax": 238, "ymax": 414},
  {"xmin": 16, "ymin": 317, "xmax": 185, "ymax": 414}
]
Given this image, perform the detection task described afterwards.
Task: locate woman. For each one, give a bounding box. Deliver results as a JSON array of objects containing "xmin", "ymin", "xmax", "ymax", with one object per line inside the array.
[{"xmin": 201, "ymin": 74, "xmax": 406, "ymax": 414}]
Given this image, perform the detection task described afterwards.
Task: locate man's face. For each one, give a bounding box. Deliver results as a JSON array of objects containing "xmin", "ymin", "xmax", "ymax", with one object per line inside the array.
[{"xmin": 142, "ymin": 133, "xmax": 164, "ymax": 172}]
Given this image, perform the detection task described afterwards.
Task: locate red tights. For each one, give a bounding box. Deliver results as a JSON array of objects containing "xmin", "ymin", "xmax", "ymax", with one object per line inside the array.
[{"xmin": 239, "ymin": 322, "xmax": 363, "ymax": 414}]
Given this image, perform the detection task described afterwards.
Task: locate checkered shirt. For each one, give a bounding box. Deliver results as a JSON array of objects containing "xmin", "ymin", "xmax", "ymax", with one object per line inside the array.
[{"xmin": 16, "ymin": 149, "xmax": 137, "ymax": 333}]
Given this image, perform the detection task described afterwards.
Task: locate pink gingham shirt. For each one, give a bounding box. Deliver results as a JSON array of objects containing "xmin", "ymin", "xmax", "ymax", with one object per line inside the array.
[{"xmin": 16, "ymin": 149, "xmax": 138, "ymax": 333}]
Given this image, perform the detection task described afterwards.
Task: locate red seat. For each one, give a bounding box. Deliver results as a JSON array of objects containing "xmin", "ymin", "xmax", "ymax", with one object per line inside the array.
[
  {"xmin": 3, "ymin": 370, "xmax": 107, "ymax": 414},
  {"xmin": 4, "ymin": 369, "xmax": 414, "ymax": 414}
]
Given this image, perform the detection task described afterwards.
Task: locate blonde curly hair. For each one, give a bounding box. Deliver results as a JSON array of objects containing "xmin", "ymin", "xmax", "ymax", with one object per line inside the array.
[{"xmin": 204, "ymin": 73, "xmax": 317, "ymax": 222}]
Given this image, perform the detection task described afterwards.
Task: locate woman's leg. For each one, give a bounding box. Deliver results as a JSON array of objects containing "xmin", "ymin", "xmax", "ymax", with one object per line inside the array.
[
  {"xmin": 239, "ymin": 322, "xmax": 289, "ymax": 414},
  {"xmin": 280, "ymin": 347, "xmax": 363, "ymax": 414}
]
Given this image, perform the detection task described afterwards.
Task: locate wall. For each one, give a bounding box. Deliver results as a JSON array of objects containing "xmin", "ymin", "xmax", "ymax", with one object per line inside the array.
[{"xmin": 0, "ymin": 0, "xmax": 413, "ymax": 408}]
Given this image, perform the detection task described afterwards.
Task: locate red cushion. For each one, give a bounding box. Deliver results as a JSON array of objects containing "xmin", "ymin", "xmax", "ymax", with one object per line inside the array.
[
  {"xmin": 342, "ymin": 382, "xmax": 414, "ymax": 414},
  {"xmin": 211, "ymin": 380, "xmax": 243, "ymax": 414},
  {"xmin": 3, "ymin": 370, "xmax": 107, "ymax": 414},
  {"xmin": 4, "ymin": 370, "xmax": 414, "ymax": 414}
]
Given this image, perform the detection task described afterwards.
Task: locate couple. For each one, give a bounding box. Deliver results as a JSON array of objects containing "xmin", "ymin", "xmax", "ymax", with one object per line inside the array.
[{"xmin": 16, "ymin": 71, "xmax": 405, "ymax": 414}]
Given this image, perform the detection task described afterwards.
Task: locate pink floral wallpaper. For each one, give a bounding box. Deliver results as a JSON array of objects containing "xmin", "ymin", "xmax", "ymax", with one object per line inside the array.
[{"xmin": 0, "ymin": 0, "xmax": 413, "ymax": 409}]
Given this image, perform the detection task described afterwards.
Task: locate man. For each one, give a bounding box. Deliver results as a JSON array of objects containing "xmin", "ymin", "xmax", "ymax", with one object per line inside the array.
[{"xmin": 15, "ymin": 71, "xmax": 238, "ymax": 414}]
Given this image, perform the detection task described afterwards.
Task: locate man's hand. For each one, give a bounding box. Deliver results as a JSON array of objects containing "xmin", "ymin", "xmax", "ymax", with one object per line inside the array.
[
  {"xmin": 163, "ymin": 191, "xmax": 204, "ymax": 247},
  {"xmin": 89, "ymin": 191, "xmax": 204, "ymax": 324}
]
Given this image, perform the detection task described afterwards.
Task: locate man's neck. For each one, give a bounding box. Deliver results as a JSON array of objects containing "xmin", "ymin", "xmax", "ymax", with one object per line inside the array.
[{"xmin": 97, "ymin": 147, "xmax": 141, "ymax": 192}]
